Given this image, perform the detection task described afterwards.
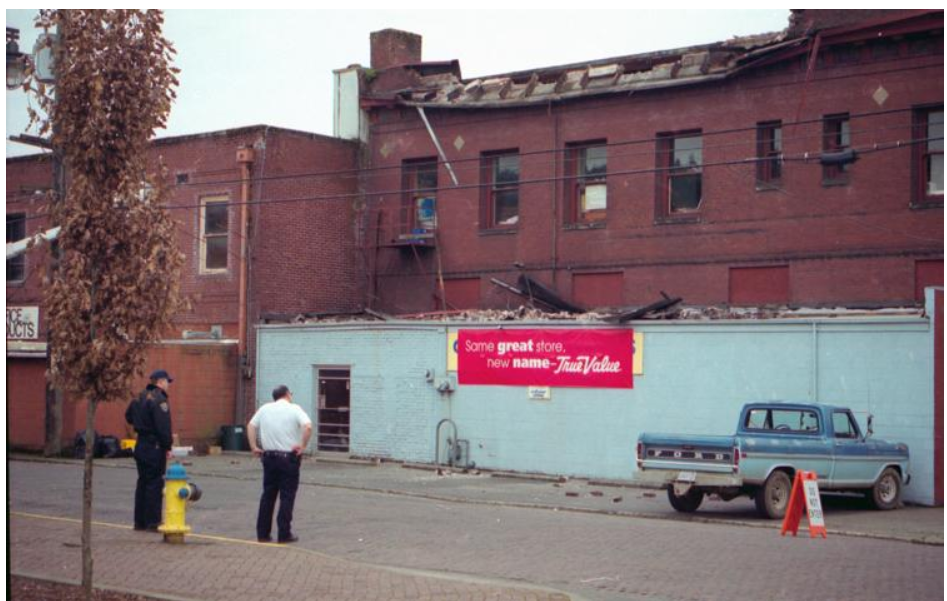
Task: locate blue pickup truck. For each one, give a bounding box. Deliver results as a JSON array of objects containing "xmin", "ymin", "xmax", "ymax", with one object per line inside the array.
[{"xmin": 636, "ymin": 402, "xmax": 910, "ymax": 519}]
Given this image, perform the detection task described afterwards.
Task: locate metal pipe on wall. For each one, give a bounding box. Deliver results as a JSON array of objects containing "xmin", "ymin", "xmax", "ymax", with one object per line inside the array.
[{"xmin": 236, "ymin": 146, "xmax": 255, "ymax": 423}]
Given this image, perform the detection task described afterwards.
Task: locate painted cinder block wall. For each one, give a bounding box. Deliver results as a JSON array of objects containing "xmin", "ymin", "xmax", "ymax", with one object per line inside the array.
[{"xmin": 256, "ymin": 301, "xmax": 939, "ymax": 505}]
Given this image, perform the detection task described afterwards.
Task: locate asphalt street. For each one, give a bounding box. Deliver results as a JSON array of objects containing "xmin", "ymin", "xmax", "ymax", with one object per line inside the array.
[{"xmin": 9, "ymin": 459, "xmax": 944, "ymax": 601}]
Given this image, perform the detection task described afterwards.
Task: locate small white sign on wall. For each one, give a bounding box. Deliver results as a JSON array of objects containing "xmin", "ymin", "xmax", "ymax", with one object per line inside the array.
[
  {"xmin": 528, "ymin": 386, "xmax": 551, "ymax": 401},
  {"xmin": 7, "ymin": 306, "xmax": 39, "ymax": 340}
]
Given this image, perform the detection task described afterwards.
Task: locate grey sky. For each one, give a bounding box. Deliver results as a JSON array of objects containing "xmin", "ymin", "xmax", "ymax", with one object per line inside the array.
[{"xmin": 5, "ymin": 9, "xmax": 790, "ymax": 158}]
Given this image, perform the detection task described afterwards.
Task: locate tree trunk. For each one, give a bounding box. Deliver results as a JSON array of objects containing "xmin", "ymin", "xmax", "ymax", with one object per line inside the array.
[
  {"xmin": 43, "ymin": 385, "xmax": 63, "ymax": 457},
  {"xmin": 81, "ymin": 398, "xmax": 97, "ymax": 601}
]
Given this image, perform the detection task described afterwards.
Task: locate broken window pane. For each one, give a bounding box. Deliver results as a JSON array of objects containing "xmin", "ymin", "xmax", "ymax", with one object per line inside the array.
[
  {"xmin": 6, "ymin": 213, "xmax": 26, "ymax": 282},
  {"xmin": 205, "ymin": 236, "xmax": 228, "ymax": 270},
  {"xmin": 494, "ymin": 188, "xmax": 519, "ymax": 225},
  {"xmin": 929, "ymin": 111, "xmax": 944, "ymax": 152},
  {"xmin": 929, "ymin": 155, "xmax": 944, "ymax": 195},
  {"xmin": 583, "ymin": 146, "xmax": 607, "ymax": 177},
  {"xmin": 670, "ymin": 173, "xmax": 702, "ymax": 211},
  {"xmin": 494, "ymin": 155, "xmax": 519, "ymax": 184},
  {"xmin": 416, "ymin": 163, "xmax": 438, "ymax": 190},
  {"xmin": 205, "ymin": 202, "xmax": 229, "ymax": 235}
]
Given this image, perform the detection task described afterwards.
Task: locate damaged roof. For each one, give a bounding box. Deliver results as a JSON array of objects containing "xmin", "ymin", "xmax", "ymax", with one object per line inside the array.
[{"xmin": 371, "ymin": 30, "xmax": 802, "ymax": 109}]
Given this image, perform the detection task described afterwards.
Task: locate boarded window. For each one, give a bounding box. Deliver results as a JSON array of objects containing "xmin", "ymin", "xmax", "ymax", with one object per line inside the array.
[
  {"xmin": 573, "ymin": 272, "xmax": 623, "ymax": 310},
  {"xmin": 915, "ymin": 259, "xmax": 944, "ymax": 302},
  {"xmin": 729, "ymin": 266, "xmax": 790, "ymax": 306}
]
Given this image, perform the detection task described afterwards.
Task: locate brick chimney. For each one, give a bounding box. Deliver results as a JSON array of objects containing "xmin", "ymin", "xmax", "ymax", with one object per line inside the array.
[{"xmin": 370, "ymin": 29, "xmax": 422, "ymax": 70}]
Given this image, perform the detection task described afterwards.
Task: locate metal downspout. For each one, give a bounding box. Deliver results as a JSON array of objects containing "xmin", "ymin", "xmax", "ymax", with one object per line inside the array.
[
  {"xmin": 236, "ymin": 145, "xmax": 255, "ymax": 424},
  {"xmin": 811, "ymin": 322, "xmax": 819, "ymax": 402}
]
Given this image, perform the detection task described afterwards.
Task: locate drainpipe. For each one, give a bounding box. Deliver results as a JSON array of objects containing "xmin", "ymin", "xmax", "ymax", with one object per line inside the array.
[
  {"xmin": 811, "ymin": 322, "xmax": 820, "ymax": 403},
  {"xmin": 236, "ymin": 146, "xmax": 255, "ymax": 424}
]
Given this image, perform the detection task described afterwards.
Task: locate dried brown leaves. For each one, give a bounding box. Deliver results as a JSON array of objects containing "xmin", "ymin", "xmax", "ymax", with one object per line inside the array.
[{"xmin": 28, "ymin": 10, "xmax": 184, "ymax": 404}]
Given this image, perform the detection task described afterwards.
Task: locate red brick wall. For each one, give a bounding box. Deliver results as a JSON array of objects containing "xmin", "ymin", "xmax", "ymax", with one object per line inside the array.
[
  {"xmin": 7, "ymin": 126, "xmax": 360, "ymax": 339},
  {"xmin": 573, "ymin": 272, "xmax": 624, "ymax": 309},
  {"xmin": 7, "ymin": 358, "xmax": 48, "ymax": 449},
  {"xmin": 7, "ymin": 126, "xmax": 360, "ymax": 425},
  {"xmin": 729, "ymin": 266, "xmax": 791, "ymax": 306},
  {"xmin": 6, "ymin": 155, "xmax": 54, "ymax": 336},
  {"xmin": 365, "ymin": 28, "xmax": 943, "ymax": 314},
  {"xmin": 11, "ymin": 342, "xmax": 238, "ymax": 450}
]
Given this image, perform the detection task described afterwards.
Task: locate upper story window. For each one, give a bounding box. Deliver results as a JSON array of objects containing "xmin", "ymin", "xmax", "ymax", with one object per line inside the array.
[
  {"xmin": 658, "ymin": 132, "xmax": 703, "ymax": 217},
  {"xmin": 402, "ymin": 158, "xmax": 438, "ymax": 231},
  {"xmin": 566, "ymin": 142, "xmax": 607, "ymax": 224},
  {"xmin": 200, "ymin": 197, "xmax": 229, "ymax": 273},
  {"xmin": 914, "ymin": 107, "xmax": 944, "ymax": 205},
  {"xmin": 481, "ymin": 151, "xmax": 520, "ymax": 229},
  {"xmin": 756, "ymin": 121, "xmax": 783, "ymax": 188},
  {"xmin": 6, "ymin": 213, "xmax": 26, "ymax": 282},
  {"xmin": 822, "ymin": 113, "xmax": 851, "ymax": 185}
]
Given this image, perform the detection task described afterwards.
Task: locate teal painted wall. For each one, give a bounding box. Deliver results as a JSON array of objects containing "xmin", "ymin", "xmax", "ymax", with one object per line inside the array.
[{"xmin": 256, "ymin": 312, "xmax": 936, "ymax": 505}]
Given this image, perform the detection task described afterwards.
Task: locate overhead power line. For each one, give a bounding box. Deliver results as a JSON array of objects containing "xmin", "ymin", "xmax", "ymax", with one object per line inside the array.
[{"xmin": 10, "ymin": 132, "xmax": 942, "ymax": 224}]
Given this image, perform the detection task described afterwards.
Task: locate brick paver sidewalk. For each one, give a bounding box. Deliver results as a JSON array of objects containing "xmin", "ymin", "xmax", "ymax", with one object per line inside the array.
[{"xmin": 11, "ymin": 513, "xmax": 570, "ymax": 601}]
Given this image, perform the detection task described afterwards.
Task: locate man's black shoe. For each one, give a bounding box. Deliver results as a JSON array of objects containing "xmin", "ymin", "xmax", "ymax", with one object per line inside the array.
[
  {"xmin": 277, "ymin": 534, "xmax": 299, "ymax": 544},
  {"xmin": 257, "ymin": 536, "xmax": 273, "ymax": 543}
]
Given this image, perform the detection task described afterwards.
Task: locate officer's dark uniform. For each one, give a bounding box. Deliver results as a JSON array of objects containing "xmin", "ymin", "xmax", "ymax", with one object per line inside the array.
[{"xmin": 125, "ymin": 378, "xmax": 173, "ymax": 531}]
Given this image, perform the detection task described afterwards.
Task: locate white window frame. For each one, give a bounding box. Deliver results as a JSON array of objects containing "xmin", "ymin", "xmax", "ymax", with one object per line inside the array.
[{"xmin": 199, "ymin": 196, "xmax": 230, "ymax": 274}]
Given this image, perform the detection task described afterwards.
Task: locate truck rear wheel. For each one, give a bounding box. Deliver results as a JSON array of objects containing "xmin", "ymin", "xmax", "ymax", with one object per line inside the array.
[
  {"xmin": 755, "ymin": 470, "xmax": 791, "ymax": 519},
  {"xmin": 667, "ymin": 486, "xmax": 704, "ymax": 513},
  {"xmin": 869, "ymin": 468, "xmax": 902, "ymax": 510}
]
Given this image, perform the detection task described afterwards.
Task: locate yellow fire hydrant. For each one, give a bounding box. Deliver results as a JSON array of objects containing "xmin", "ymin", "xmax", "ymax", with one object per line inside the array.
[{"xmin": 158, "ymin": 462, "xmax": 202, "ymax": 544}]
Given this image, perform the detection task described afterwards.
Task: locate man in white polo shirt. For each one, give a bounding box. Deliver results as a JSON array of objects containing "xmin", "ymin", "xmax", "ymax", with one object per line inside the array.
[{"xmin": 247, "ymin": 385, "xmax": 313, "ymax": 543}]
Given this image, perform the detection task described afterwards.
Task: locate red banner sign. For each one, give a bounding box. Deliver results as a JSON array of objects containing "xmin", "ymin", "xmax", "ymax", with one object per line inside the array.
[{"xmin": 458, "ymin": 329, "xmax": 634, "ymax": 388}]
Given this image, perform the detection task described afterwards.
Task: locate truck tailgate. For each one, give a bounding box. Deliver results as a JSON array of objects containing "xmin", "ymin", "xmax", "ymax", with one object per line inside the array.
[{"xmin": 638, "ymin": 433, "xmax": 738, "ymax": 474}]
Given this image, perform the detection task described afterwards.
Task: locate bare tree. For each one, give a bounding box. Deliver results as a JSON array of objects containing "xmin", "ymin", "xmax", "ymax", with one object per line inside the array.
[{"xmin": 25, "ymin": 10, "xmax": 183, "ymax": 599}]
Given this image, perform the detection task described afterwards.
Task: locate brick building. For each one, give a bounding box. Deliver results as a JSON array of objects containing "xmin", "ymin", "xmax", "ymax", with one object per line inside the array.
[
  {"xmin": 7, "ymin": 125, "xmax": 360, "ymax": 449},
  {"xmin": 342, "ymin": 10, "xmax": 943, "ymax": 315}
]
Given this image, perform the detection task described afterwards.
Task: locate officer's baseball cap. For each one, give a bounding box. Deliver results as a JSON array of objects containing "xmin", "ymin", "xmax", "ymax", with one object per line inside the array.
[{"xmin": 149, "ymin": 369, "xmax": 174, "ymax": 383}]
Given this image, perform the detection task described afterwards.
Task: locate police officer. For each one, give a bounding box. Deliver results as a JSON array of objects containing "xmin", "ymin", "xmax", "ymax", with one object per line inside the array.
[{"xmin": 125, "ymin": 369, "xmax": 174, "ymax": 531}]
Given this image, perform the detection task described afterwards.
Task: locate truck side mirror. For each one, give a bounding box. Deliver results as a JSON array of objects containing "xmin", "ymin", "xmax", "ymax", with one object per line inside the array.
[{"xmin": 866, "ymin": 414, "xmax": 874, "ymax": 439}]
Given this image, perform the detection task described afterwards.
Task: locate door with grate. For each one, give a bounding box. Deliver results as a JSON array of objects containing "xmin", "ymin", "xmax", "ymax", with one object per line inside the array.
[{"xmin": 316, "ymin": 368, "xmax": 350, "ymax": 453}]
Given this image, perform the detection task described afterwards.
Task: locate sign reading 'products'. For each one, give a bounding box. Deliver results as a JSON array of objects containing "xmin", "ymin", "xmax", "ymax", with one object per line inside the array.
[{"xmin": 458, "ymin": 329, "xmax": 634, "ymax": 388}]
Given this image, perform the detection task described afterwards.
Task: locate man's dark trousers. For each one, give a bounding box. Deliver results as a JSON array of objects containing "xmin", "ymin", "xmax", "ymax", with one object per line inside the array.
[
  {"xmin": 134, "ymin": 440, "xmax": 167, "ymax": 529},
  {"xmin": 257, "ymin": 452, "xmax": 301, "ymax": 541}
]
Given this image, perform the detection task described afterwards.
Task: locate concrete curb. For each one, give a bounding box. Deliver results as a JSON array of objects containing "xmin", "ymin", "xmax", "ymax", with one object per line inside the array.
[{"xmin": 12, "ymin": 454, "xmax": 942, "ymax": 547}]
